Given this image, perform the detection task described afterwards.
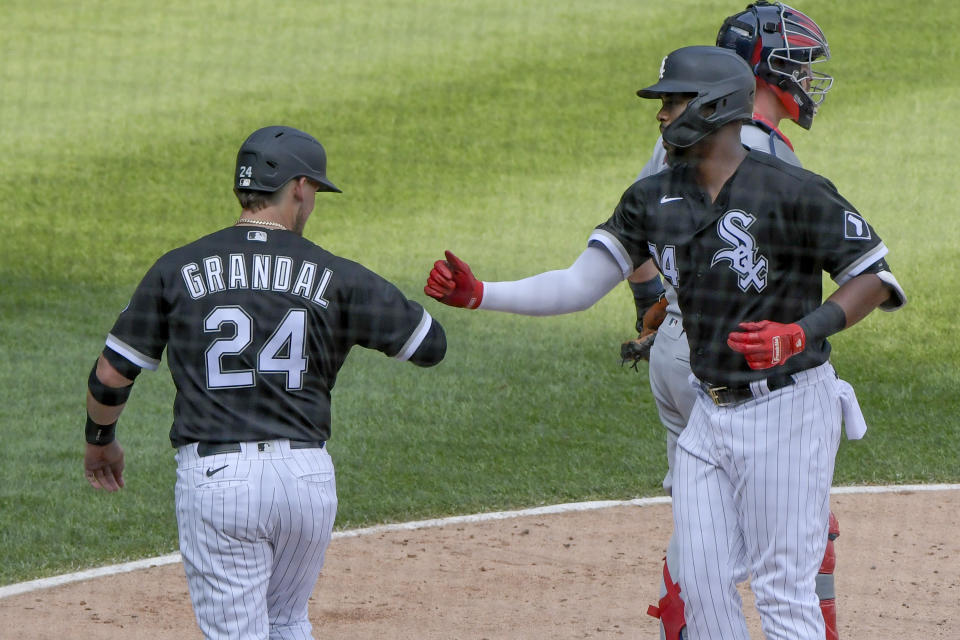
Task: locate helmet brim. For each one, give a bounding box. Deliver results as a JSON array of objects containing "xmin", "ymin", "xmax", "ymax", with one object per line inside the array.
[
  {"xmin": 314, "ymin": 176, "xmax": 342, "ymax": 193},
  {"xmin": 636, "ymin": 81, "xmax": 701, "ymax": 99}
]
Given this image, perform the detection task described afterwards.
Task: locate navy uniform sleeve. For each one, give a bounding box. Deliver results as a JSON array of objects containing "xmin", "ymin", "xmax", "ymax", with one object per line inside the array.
[
  {"xmin": 588, "ymin": 184, "xmax": 650, "ymax": 278},
  {"xmin": 105, "ymin": 261, "xmax": 169, "ymax": 371},
  {"xmin": 343, "ymin": 266, "xmax": 445, "ymax": 366}
]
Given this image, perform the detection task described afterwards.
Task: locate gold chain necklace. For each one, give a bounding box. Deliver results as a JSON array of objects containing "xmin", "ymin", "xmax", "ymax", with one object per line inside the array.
[{"xmin": 235, "ymin": 218, "xmax": 288, "ymax": 231}]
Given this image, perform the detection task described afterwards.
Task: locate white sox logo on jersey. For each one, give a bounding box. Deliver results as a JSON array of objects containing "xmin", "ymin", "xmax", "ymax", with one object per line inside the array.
[{"xmin": 711, "ymin": 209, "xmax": 768, "ymax": 292}]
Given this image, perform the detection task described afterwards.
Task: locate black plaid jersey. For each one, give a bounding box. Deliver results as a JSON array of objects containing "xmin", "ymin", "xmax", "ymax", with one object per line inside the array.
[
  {"xmin": 591, "ymin": 150, "xmax": 895, "ymax": 387},
  {"xmin": 106, "ymin": 226, "xmax": 444, "ymax": 447}
]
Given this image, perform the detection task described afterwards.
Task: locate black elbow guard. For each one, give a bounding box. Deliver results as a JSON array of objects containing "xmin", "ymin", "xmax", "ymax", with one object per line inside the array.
[
  {"xmin": 88, "ymin": 362, "xmax": 134, "ymax": 406},
  {"xmin": 408, "ymin": 322, "xmax": 447, "ymax": 367},
  {"xmin": 102, "ymin": 347, "xmax": 143, "ymax": 381}
]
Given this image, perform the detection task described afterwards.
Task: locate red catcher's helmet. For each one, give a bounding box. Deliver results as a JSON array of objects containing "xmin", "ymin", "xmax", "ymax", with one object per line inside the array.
[{"xmin": 716, "ymin": 1, "xmax": 833, "ymax": 129}]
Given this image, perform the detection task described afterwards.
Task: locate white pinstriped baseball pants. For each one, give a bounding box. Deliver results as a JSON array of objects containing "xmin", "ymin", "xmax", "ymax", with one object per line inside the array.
[
  {"xmin": 672, "ymin": 362, "xmax": 841, "ymax": 640},
  {"xmin": 175, "ymin": 439, "xmax": 338, "ymax": 640}
]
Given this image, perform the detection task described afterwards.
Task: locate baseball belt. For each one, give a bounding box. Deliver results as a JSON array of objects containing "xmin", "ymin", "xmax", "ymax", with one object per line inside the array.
[
  {"xmin": 701, "ymin": 373, "xmax": 795, "ymax": 407},
  {"xmin": 196, "ymin": 440, "xmax": 325, "ymax": 457}
]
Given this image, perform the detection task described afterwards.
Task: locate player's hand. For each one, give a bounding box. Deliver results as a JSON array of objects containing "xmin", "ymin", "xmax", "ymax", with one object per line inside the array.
[
  {"xmin": 727, "ymin": 320, "xmax": 805, "ymax": 370},
  {"xmin": 424, "ymin": 250, "xmax": 484, "ymax": 309},
  {"xmin": 84, "ymin": 440, "xmax": 126, "ymax": 492}
]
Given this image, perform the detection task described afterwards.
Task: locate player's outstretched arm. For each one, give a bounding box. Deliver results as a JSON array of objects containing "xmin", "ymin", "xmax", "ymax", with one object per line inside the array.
[
  {"xmin": 424, "ymin": 246, "xmax": 624, "ymax": 316},
  {"xmin": 727, "ymin": 273, "xmax": 898, "ymax": 370}
]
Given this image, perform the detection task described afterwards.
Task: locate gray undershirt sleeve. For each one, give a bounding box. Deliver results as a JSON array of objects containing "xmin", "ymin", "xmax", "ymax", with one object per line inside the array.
[{"xmin": 478, "ymin": 246, "xmax": 624, "ymax": 316}]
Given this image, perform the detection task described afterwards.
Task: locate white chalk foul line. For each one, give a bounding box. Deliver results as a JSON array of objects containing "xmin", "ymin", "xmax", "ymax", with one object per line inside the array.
[{"xmin": 2, "ymin": 483, "xmax": 957, "ymax": 600}]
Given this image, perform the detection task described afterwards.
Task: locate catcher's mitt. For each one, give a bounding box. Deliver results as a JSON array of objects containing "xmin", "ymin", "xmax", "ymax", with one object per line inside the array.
[
  {"xmin": 641, "ymin": 297, "xmax": 668, "ymax": 335},
  {"xmin": 620, "ymin": 332, "xmax": 656, "ymax": 370}
]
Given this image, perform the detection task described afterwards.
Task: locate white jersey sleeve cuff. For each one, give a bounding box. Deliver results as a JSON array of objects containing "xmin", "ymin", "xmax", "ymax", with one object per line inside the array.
[
  {"xmin": 876, "ymin": 270, "xmax": 907, "ymax": 311},
  {"xmin": 393, "ymin": 310, "xmax": 433, "ymax": 362},
  {"xmin": 586, "ymin": 229, "xmax": 633, "ymax": 279},
  {"xmin": 833, "ymin": 243, "xmax": 889, "ymax": 286},
  {"xmin": 105, "ymin": 334, "xmax": 161, "ymax": 371},
  {"xmin": 832, "ymin": 242, "xmax": 906, "ymax": 311}
]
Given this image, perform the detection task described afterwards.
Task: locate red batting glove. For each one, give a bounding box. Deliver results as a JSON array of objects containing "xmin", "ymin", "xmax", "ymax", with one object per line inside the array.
[
  {"xmin": 727, "ymin": 320, "xmax": 806, "ymax": 370},
  {"xmin": 424, "ymin": 250, "xmax": 484, "ymax": 309}
]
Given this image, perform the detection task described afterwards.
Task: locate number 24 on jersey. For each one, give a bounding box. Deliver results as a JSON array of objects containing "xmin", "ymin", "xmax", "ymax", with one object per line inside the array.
[
  {"xmin": 204, "ymin": 306, "xmax": 308, "ymax": 391},
  {"xmin": 648, "ymin": 243, "xmax": 679, "ymax": 287}
]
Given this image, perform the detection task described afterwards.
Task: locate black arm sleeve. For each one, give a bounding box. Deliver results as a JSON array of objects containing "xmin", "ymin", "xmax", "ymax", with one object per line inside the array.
[{"xmin": 102, "ymin": 346, "xmax": 144, "ymax": 380}]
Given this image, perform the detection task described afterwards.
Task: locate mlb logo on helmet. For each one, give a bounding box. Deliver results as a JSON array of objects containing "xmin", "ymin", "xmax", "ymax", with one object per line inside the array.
[{"xmin": 237, "ymin": 164, "xmax": 254, "ymax": 188}]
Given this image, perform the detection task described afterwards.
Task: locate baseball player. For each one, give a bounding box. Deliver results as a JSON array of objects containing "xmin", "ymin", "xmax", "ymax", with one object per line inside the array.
[
  {"xmin": 619, "ymin": 4, "xmax": 844, "ymax": 639},
  {"xmin": 83, "ymin": 125, "xmax": 447, "ymax": 639},
  {"xmin": 425, "ymin": 45, "xmax": 905, "ymax": 639}
]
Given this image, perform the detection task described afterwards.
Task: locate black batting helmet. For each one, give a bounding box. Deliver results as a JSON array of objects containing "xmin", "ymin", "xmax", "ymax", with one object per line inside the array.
[
  {"xmin": 637, "ymin": 46, "xmax": 755, "ymax": 148},
  {"xmin": 716, "ymin": 1, "xmax": 832, "ymax": 129},
  {"xmin": 235, "ymin": 126, "xmax": 341, "ymax": 193}
]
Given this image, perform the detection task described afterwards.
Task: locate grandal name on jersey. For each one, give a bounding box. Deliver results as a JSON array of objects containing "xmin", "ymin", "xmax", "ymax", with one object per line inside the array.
[{"xmin": 180, "ymin": 252, "xmax": 333, "ymax": 308}]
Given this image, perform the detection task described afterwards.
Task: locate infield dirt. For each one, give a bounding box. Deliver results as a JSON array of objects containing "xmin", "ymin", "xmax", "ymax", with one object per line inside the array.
[{"xmin": 2, "ymin": 489, "xmax": 957, "ymax": 639}]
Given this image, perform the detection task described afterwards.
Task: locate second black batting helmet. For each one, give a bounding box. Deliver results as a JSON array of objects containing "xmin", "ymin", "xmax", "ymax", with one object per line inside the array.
[
  {"xmin": 716, "ymin": 1, "xmax": 832, "ymax": 129},
  {"xmin": 637, "ymin": 46, "xmax": 755, "ymax": 148},
  {"xmin": 235, "ymin": 126, "xmax": 341, "ymax": 193}
]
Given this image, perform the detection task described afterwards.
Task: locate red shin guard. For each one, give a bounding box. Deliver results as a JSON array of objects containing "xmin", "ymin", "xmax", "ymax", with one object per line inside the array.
[
  {"xmin": 820, "ymin": 596, "xmax": 838, "ymax": 640},
  {"xmin": 818, "ymin": 511, "xmax": 840, "ymax": 640},
  {"xmin": 647, "ymin": 557, "xmax": 686, "ymax": 640}
]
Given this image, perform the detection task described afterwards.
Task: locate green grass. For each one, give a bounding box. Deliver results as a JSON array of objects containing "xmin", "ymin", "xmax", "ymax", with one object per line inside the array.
[{"xmin": 1, "ymin": 0, "xmax": 958, "ymax": 586}]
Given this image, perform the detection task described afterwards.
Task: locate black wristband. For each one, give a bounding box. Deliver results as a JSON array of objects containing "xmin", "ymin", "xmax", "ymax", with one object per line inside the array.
[
  {"xmin": 86, "ymin": 414, "xmax": 117, "ymax": 445},
  {"xmin": 88, "ymin": 362, "xmax": 133, "ymax": 406},
  {"xmin": 796, "ymin": 300, "xmax": 847, "ymax": 345},
  {"xmin": 629, "ymin": 276, "xmax": 666, "ymax": 332}
]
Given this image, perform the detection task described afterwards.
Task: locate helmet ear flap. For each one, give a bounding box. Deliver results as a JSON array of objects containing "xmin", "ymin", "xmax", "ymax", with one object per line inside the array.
[
  {"xmin": 698, "ymin": 95, "xmax": 728, "ymax": 120},
  {"xmin": 663, "ymin": 87, "xmax": 754, "ymax": 149},
  {"xmin": 639, "ymin": 47, "xmax": 756, "ymax": 148},
  {"xmin": 699, "ymin": 100, "xmax": 717, "ymax": 119}
]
